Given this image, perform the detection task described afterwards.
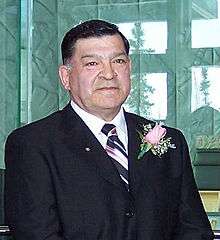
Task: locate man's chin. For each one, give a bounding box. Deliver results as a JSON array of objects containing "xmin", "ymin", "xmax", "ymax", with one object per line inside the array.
[{"xmin": 95, "ymin": 96, "xmax": 124, "ymax": 107}]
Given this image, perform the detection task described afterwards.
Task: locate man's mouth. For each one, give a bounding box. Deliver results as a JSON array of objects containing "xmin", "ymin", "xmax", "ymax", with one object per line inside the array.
[{"xmin": 97, "ymin": 86, "xmax": 118, "ymax": 90}]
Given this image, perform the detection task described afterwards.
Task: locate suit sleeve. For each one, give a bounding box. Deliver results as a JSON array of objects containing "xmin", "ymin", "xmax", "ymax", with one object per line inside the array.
[
  {"xmin": 4, "ymin": 131, "xmax": 67, "ymax": 240},
  {"xmin": 174, "ymin": 131, "xmax": 214, "ymax": 240}
]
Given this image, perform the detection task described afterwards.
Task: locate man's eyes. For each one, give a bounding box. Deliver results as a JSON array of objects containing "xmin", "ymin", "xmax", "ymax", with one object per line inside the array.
[
  {"xmin": 83, "ymin": 58, "xmax": 128, "ymax": 68},
  {"xmin": 85, "ymin": 61, "xmax": 98, "ymax": 67},
  {"xmin": 113, "ymin": 58, "xmax": 127, "ymax": 64}
]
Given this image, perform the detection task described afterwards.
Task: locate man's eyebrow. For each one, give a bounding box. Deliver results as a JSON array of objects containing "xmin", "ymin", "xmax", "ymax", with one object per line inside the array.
[
  {"xmin": 111, "ymin": 52, "xmax": 128, "ymax": 58},
  {"xmin": 81, "ymin": 54, "xmax": 98, "ymax": 59}
]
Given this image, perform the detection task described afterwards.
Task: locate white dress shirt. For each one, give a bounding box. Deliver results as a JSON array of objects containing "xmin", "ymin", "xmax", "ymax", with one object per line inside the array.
[{"xmin": 70, "ymin": 100, "xmax": 128, "ymax": 153}]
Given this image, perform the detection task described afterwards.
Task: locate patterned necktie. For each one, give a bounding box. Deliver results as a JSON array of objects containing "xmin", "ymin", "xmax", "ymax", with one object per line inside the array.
[{"xmin": 101, "ymin": 124, "xmax": 129, "ymax": 190}]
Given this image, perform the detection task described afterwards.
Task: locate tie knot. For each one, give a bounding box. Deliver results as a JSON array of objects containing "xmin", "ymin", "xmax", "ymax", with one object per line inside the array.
[{"xmin": 101, "ymin": 124, "xmax": 116, "ymax": 136}]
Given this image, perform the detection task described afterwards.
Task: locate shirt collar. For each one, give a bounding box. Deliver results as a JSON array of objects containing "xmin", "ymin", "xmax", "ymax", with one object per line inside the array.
[{"xmin": 70, "ymin": 100, "xmax": 127, "ymax": 137}]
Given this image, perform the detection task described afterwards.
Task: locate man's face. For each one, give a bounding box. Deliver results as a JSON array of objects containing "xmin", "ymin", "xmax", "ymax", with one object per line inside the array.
[{"xmin": 59, "ymin": 34, "xmax": 131, "ymax": 120}]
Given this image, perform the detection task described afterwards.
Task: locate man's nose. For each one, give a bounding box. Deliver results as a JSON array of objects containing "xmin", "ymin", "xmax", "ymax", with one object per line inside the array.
[{"xmin": 100, "ymin": 62, "xmax": 115, "ymax": 80}]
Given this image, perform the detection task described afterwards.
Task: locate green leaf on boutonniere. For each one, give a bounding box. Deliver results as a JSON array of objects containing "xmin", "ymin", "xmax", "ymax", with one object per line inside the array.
[
  {"xmin": 137, "ymin": 129, "xmax": 144, "ymax": 139},
  {"xmin": 138, "ymin": 142, "xmax": 152, "ymax": 160}
]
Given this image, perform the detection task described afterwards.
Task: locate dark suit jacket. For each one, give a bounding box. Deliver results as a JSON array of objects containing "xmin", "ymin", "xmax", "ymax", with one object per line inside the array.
[{"xmin": 4, "ymin": 103, "xmax": 214, "ymax": 240}]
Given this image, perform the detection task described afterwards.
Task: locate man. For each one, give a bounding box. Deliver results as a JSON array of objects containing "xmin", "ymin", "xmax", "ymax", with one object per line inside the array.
[{"xmin": 4, "ymin": 19, "xmax": 214, "ymax": 240}]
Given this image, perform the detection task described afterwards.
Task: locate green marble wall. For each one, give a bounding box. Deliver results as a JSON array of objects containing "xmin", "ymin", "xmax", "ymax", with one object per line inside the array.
[
  {"xmin": 31, "ymin": 0, "xmax": 59, "ymax": 121},
  {"xmin": 0, "ymin": 0, "xmax": 60, "ymax": 168},
  {"xmin": 0, "ymin": 0, "xmax": 20, "ymax": 169},
  {"xmin": 168, "ymin": 0, "xmax": 220, "ymax": 159}
]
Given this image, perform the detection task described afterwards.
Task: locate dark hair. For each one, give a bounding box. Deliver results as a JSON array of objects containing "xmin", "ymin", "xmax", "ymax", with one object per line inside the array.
[{"xmin": 61, "ymin": 19, "xmax": 130, "ymax": 64}]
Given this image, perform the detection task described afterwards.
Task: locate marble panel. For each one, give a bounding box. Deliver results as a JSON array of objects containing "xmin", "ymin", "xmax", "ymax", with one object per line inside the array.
[
  {"xmin": 0, "ymin": 0, "xmax": 20, "ymax": 168},
  {"xmin": 32, "ymin": 0, "xmax": 59, "ymax": 121}
]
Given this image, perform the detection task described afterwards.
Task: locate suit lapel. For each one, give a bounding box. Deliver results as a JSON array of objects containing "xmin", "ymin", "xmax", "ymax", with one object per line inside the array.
[
  {"xmin": 125, "ymin": 113, "xmax": 144, "ymax": 195},
  {"xmin": 60, "ymin": 104, "xmax": 127, "ymax": 193}
]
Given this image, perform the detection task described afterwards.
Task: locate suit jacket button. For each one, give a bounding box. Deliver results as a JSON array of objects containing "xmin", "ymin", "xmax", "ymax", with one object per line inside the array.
[{"xmin": 125, "ymin": 211, "xmax": 134, "ymax": 218}]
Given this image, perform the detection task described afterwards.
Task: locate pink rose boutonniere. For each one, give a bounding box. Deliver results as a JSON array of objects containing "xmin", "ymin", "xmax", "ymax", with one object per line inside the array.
[{"xmin": 137, "ymin": 123, "xmax": 176, "ymax": 160}]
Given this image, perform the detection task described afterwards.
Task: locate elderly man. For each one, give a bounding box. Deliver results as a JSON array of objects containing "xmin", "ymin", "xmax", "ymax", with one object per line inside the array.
[{"xmin": 4, "ymin": 19, "xmax": 214, "ymax": 240}]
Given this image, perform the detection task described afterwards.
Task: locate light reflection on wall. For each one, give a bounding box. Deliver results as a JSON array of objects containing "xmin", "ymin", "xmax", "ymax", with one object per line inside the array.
[
  {"xmin": 192, "ymin": 0, "xmax": 220, "ymax": 48},
  {"xmin": 146, "ymin": 73, "xmax": 167, "ymax": 120},
  {"xmin": 124, "ymin": 73, "xmax": 167, "ymax": 121},
  {"xmin": 118, "ymin": 22, "xmax": 167, "ymax": 54},
  {"xmin": 191, "ymin": 66, "xmax": 220, "ymax": 112}
]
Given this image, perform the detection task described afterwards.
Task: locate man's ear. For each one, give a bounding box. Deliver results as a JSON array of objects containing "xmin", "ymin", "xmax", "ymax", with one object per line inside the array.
[{"xmin": 58, "ymin": 65, "xmax": 71, "ymax": 90}]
